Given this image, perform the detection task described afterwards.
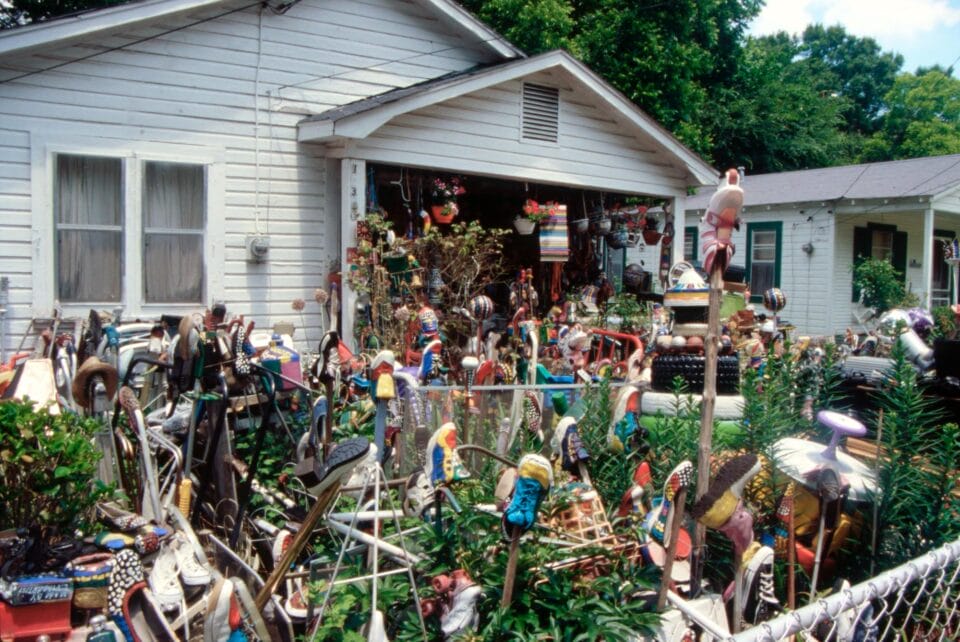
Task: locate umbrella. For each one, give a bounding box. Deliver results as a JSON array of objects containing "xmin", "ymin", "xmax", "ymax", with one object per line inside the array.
[{"xmin": 771, "ymin": 411, "xmax": 877, "ymax": 503}]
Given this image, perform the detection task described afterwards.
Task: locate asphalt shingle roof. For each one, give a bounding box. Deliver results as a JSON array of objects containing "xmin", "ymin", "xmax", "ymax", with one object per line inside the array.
[{"xmin": 685, "ymin": 154, "xmax": 960, "ymax": 210}]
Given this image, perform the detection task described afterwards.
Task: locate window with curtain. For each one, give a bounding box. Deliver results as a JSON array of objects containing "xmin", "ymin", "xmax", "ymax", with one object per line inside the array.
[
  {"xmin": 55, "ymin": 155, "xmax": 123, "ymax": 302},
  {"xmin": 746, "ymin": 222, "xmax": 782, "ymax": 302},
  {"xmin": 143, "ymin": 162, "xmax": 205, "ymax": 303}
]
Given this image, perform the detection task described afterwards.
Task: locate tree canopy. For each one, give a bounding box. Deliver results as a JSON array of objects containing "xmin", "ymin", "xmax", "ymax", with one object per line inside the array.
[{"xmin": 3, "ymin": 0, "xmax": 958, "ymax": 172}]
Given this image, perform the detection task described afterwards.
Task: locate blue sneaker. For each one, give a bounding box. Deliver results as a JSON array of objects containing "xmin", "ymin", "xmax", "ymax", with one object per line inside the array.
[
  {"xmin": 502, "ymin": 454, "xmax": 553, "ymax": 539},
  {"xmin": 552, "ymin": 416, "xmax": 590, "ymax": 475}
]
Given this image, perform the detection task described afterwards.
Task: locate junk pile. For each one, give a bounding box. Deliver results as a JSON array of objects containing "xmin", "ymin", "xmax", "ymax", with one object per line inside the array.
[{"xmin": 1, "ymin": 170, "xmax": 955, "ymax": 642}]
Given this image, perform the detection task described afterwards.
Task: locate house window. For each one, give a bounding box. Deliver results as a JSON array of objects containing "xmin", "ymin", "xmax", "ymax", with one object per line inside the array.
[
  {"xmin": 851, "ymin": 224, "xmax": 907, "ymax": 302},
  {"xmin": 54, "ymin": 153, "xmax": 207, "ymax": 306},
  {"xmin": 55, "ymin": 155, "xmax": 123, "ymax": 303},
  {"xmin": 143, "ymin": 162, "xmax": 205, "ymax": 303},
  {"xmin": 745, "ymin": 222, "xmax": 782, "ymax": 303},
  {"xmin": 683, "ymin": 226, "xmax": 698, "ymax": 263}
]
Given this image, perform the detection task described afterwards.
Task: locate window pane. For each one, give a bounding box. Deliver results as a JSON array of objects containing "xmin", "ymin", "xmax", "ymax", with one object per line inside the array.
[
  {"xmin": 683, "ymin": 235, "xmax": 695, "ymax": 261},
  {"xmin": 750, "ymin": 262, "xmax": 775, "ymax": 293},
  {"xmin": 58, "ymin": 230, "xmax": 121, "ymax": 302},
  {"xmin": 871, "ymin": 230, "xmax": 893, "ymax": 261},
  {"xmin": 753, "ymin": 230, "xmax": 776, "ymax": 245},
  {"xmin": 143, "ymin": 162, "xmax": 204, "ymax": 230},
  {"xmin": 144, "ymin": 234, "xmax": 203, "ymax": 303},
  {"xmin": 753, "ymin": 247, "xmax": 776, "ymax": 261},
  {"xmin": 56, "ymin": 155, "xmax": 121, "ymax": 226}
]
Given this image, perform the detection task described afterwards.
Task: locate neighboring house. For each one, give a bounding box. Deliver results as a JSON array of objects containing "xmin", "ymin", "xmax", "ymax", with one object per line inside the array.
[
  {"xmin": 677, "ymin": 156, "xmax": 960, "ymax": 338},
  {"xmin": 0, "ymin": 0, "xmax": 716, "ymax": 356}
]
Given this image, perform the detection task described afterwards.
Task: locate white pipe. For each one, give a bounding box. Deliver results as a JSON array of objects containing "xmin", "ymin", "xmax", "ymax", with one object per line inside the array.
[
  {"xmin": 665, "ymin": 591, "xmax": 732, "ymax": 640},
  {"xmin": 324, "ymin": 519, "xmax": 424, "ymax": 566}
]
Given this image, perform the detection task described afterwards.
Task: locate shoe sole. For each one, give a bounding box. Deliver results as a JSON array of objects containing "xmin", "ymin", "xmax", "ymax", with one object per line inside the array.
[
  {"xmin": 691, "ymin": 453, "xmax": 759, "ymax": 521},
  {"xmin": 311, "ymin": 437, "xmax": 370, "ymax": 496}
]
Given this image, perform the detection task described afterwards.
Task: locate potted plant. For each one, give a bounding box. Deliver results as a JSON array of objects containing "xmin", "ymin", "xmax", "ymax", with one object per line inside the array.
[
  {"xmin": 513, "ymin": 198, "xmax": 548, "ymax": 235},
  {"xmin": 430, "ymin": 177, "xmax": 465, "ymax": 225}
]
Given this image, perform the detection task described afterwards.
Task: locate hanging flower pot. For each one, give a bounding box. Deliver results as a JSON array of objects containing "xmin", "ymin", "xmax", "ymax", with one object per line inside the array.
[
  {"xmin": 431, "ymin": 202, "xmax": 458, "ymax": 225},
  {"xmin": 513, "ymin": 216, "xmax": 537, "ymax": 235},
  {"xmin": 643, "ymin": 229, "xmax": 663, "ymax": 245},
  {"xmin": 593, "ymin": 216, "xmax": 612, "ymax": 236},
  {"xmin": 571, "ymin": 218, "xmax": 589, "ymax": 234}
]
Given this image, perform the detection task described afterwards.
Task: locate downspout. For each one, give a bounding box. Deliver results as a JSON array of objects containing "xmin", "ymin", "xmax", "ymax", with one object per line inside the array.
[
  {"xmin": 0, "ymin": 277, "xmax": 7, "ymax": 363},
  {"xmin": 922, "ymin": 204, "xmax": 935, "ymax": 309}
]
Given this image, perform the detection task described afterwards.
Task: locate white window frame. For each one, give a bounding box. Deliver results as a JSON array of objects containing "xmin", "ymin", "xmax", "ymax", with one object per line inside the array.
[{"xmin": 31, "ymin": 133, "xmax": 225, "ymax": 317}]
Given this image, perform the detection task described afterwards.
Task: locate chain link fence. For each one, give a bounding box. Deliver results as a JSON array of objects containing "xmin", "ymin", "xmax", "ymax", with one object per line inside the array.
[{"xmin": 665, "ymin": 538, "xmax": 960, "ymax": 642}]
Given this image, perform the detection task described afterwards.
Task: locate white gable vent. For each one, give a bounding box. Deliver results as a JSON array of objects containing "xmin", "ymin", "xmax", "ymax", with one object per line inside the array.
[{"xmin": 522, "ymin": 82, "xmax": 559, "ymax": 143}]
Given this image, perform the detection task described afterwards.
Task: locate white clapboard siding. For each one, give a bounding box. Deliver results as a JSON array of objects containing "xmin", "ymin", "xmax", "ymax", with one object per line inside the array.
[
  {"xmin": 350, "ymin": 73, "xmax": 689, "ymax": 196},
  {"xmin": 0, "ymin": 0, "xmax": 495, "ymax": 355}
]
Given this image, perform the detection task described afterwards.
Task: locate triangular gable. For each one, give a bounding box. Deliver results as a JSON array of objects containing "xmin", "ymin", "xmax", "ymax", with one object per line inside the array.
[
  {"xmin": 0, "ymin": 0, "xmax": 522, "ymax": 60},
  {"xmin": 299, "ymin": 50, "xmax": 717, "ymax": 187}
]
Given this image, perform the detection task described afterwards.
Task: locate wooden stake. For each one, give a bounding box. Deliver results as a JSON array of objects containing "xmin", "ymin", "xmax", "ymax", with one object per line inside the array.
[
  {"xmin": 691, "ymin": 265, "xmax": 723, "ymax": 593},
  {"xmin": 501, "ymin": 527, "xmax": 522, "ymax": 608},
  {"xmin": 255, "ymin": 483, "xmax": 341, "ymax": 611},
  {"xmin": 656, "ymin": 486, "xmax": 688, "ymax": 610},
  {"xmin": 732, "ymin": 551, "xmax": 744, "ymax": 633},
  {"xmin": 870, "ymin": 409, "xmax": 883, "ymax": 577},
  {"xmin": 788, "ymin": 488, "xmax": 796, "ymax": 610}
]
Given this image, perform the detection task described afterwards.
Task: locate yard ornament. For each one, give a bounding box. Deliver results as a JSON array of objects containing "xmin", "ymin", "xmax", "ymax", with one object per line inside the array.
[{"xmin": 701, "ymin": 169, "xmax": 743, "ymax": 274}]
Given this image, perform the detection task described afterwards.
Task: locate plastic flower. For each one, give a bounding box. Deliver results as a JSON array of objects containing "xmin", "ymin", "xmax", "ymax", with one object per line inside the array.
[
  {"xmin": 292, "ymin": 298, "xmax": 306, "ymax": 311},
  {"xmin": 314, "ymin": 288, "xmax": 329, "ymax": 305}
]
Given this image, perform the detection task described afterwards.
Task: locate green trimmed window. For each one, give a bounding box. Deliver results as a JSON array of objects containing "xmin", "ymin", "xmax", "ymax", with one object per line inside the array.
[
  {"xmin": 851, "ymin": 223, "xmax": 907, "ymax": 302},
  {"xmin": 684, "ymin": 225, "xmax": 698, "ymax": 262},
  {"xmin": 745, "ymin": 221, "xmax": 782, "ymax": 303}
]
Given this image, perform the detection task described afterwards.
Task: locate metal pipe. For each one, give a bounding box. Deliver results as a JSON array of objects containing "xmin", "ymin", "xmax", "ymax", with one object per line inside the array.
[
  {"xmin": 0, "ymin": 276, "xmax": 8, "ymax": 364},
  {"xmin": 324, "ymin": 518, "xmax": 424, "ymax": 565},
  {"xmin": 665, "ymin": 590, "xmax": 733, "ymax": 641}
]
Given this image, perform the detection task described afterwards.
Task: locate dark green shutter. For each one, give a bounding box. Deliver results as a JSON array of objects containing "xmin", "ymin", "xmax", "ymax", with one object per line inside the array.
[
  {"xmin": 852, "ymin": 226, "xmax": 871, "ymax": 302},
  {"xmin": 891, "ymin": 230, "xmax": 908, "ymax": 282}
]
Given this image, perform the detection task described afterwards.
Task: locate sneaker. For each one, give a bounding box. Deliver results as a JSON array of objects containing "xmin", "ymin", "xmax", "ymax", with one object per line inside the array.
[
  {"xmin": 403, "ymin": 468, "xmax": 436, "ymax": 518},
  {"xmin": 494, "ymin": 467, "xmax": 518, "ymax": 511},
  {"xmin": 440, "ymin": 582, "xmax": 482, "ymax": 637},
  {"xmin": 648, "ymin": 460, "xmax": 694, "ymax": 547},
  {"xmin": 741, "ymin": 545, "xmax": 780, "ymax": 625},
  {"xmin": 691, "ymin": 453, "xmax": 761, "ymax": 529},
  {"xmin": 315, "ymin": 330, "xmax": 341, "ymax": 385},
  {"xmin": 284, "ymin": 580, "xmax": 310, "ymax": 619},
  {"xmin": 343, "ymin": 444, "xmax": 380, "ymax": 499},
  {"xmin": 552, "ymin": 416, "xmax": 590, "ymax": 475},
  {"xmin": 204, "ymin": 577, "xmax": 242, "ymax": 642},
  {"xmin": 522, "ymin": 391, "xmax": 543, "ymax": 439},
  {"xmin": 173, "ymin": 533, "xmax": 211, "ymax": 587},
  {"xmin": 502, "ymin": 454, "xmax": 553, "ymax": 538},
  {"xmin": 425, "ymin": 423, "xmax": 470, "ymax": 487},
  {"xmin": 297, "ymin": 436, "xmax": 371, "ymax": 496},
  {"xmin": 271, "ymin": 530, "xmax": 293, "ymax": 567},
  {"xmin": 147, "ymin": 547, "xmax": 183, "ymax": 612}
]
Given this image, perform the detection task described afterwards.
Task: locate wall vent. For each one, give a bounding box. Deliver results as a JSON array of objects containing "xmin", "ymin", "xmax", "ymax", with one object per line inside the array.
[{"xmin": 521, "ymin": 83, "xmax": 559, "ymax": 143}]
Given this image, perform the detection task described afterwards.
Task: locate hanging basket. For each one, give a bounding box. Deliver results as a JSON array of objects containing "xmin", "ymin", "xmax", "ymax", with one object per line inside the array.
[
  {"xmin": 431, "ymin": 203, "xmax": 458, "ymax": 225},
  {"xmin": 513, "ymin": 216, "xmax": 537, "ymax": 235},
  {"xmin": 642, "ymin": 229, "xmax": 663, "ymax": 245},
  {"xmin": 571, "ymin": 218, "xmax": 589, "ymax": 234}
]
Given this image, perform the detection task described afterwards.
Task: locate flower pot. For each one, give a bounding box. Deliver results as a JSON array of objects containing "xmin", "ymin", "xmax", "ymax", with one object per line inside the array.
[
  {"xmin": 431, "ymin": 203, "xmax": 457, "ymax": 224},
  {"xmin": 571, "ymin": 218, "xmax": 589, "ymax": 234},
  {"xmin": 642, "ymin": 229, "xmax": 662, "ymax": 245},
  {"xmin": 594, "ymin": 217, "xmax": 612, "ymax": 235},
  {"xmin": 513, "ymin": 217, "xmax": 537, "ymax": 235}
]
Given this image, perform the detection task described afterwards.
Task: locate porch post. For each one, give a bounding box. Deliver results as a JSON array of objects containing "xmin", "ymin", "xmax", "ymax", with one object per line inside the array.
[
  {"xmin": 340, "ymin": 158, "xmax": 366, "ymax": 353},
  {"xmin": 922, "ymin": 206, "xmax": 934, "ymax": 309},
  {"xmin": 671, "ymin": 194, "xmax": 687, "ymax": 267}
]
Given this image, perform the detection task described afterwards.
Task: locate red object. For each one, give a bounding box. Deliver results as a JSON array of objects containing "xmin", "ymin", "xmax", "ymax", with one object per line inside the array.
[
  {"xmin": 0, "ymin": 600, "xmax": 72, "ymax": 641},
  {"xmin": 431, "ymin": 204, "xmax": 456, "ymax": 224}
]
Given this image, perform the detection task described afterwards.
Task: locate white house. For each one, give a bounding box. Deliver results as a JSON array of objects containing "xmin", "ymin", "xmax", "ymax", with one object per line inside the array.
[
  {"xmin": 0, "ymin": 0, "xmax": 716, "ymax": 357},
  {"xmin": 673, "ymin": 157, "xmax": 960, "ymax": 338}
]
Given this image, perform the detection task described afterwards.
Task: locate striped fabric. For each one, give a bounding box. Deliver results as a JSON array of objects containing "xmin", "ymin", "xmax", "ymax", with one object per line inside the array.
[{"xmin": 539, "ymin": 203, "xmax": 569, "ymax": 262}]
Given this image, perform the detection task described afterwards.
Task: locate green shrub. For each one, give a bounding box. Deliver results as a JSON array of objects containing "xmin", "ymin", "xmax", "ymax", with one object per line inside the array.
[
  {"xmin": 852, "ymin": 257, "xmax": 909, "ymax": 313},
  {"xmin": 0, "ymin": 400, "xmax": 113, "ymax": 536}
]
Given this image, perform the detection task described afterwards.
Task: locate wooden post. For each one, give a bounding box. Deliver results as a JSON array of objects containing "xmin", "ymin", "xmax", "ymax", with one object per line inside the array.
[
  {"xmin": 691, "ymin": 266, "xmax": 723, "ymax": 593},
  {"xmin": 501, "ymin": 527, "xmax": 522, "ymax": 608},
  {"xmin": 657, "ymin": 486, "xmax": 688, "ymax": 610},
  {"xmin": 788, "ymin": 491, "xmax": 797, "ymax": 610}
]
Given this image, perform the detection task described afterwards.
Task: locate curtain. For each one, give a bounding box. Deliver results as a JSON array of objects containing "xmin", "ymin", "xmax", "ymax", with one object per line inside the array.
[
  {"xmin": 143, "ymin": 162, "xmax": 205, "ymax": 303},
  {"xmin": 55, "ymin": 155, "xmax": 122, "ymax": 302}
]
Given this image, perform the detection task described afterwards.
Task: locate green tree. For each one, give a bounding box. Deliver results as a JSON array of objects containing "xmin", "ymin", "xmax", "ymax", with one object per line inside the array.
[
  {"xmin": 1, "ymin": 0, "xmax": 130, "ymax": 28},
  {"xmin": 863, "ymin": 69, "xmax": 960, "ymax": 160},
  {"xmin": 705, "ymin": 33, "xmax": 851, "ymax": 172},
  {"xmin": 460, "ymin": 0, "xmax": 577, "ymax": 55},
  {"xmin": 796, "ymin": 25, "xmax": 903, "ymax": 136}
]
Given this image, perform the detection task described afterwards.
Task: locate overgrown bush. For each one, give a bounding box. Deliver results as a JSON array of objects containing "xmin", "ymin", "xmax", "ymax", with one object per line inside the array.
[
  {"xmin": 0, "ymin": 399, "xmax": 113, "ymax": 536},
  {"xmin": 852, "ymin": 257, "xmax": 912, "ymax": 313}
]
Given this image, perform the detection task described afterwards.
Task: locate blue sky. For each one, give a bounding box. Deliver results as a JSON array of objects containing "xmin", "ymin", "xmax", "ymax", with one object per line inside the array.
[{"xmin": 749, "ymin": 0, "xmax": 960, "ymax": 76}]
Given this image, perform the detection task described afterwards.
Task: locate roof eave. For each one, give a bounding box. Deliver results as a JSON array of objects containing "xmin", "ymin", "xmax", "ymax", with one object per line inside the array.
[
  {"xmin": 417, "ymin": 0, "xmax": 524, "ymax": 60},
  {"xmin": 299, "ymin": 50, "xmax": 716, "ymax": 187},
  {"xmin": 0, "ymin": 0, "xmax": 227, "ymax": 58}
]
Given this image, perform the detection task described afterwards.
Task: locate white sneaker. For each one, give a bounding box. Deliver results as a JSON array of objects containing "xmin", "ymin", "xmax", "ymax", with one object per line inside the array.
[
  {"xmin": 204, "ymin": 577, "xmax": 239, "ymax": 642},
  {"xmin": 148, "ymin": 547, "xmax": 184, "ymax": 612},
  {"xmin": 173, "ymin": 534, "xmax": 211, "ymax": 587},
  {"xmin": 441, "ymin": 584, "xmax": 482, "ymax": 637}
]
